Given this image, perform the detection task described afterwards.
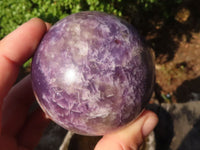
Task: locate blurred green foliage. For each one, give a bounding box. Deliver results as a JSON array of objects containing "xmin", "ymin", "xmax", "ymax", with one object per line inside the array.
[
  {"xmin": 0, "ymin": 0, "xmax": 123, "ymax": 39},
  {"xmin": 0, "ymin": 0, "xmax": 183, "ymax": 39}
]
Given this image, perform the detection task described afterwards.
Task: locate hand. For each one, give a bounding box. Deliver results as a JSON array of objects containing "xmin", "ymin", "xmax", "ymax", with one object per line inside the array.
[
  {"xmin": 0, "ymin": 18, "xmax": 158, "ymax": 150},
  {"xmin": 95, "ymin": 110, "xmax": 158, "ymax": 150},
  {"xmin": 0, "ymin": 18, "xmax": 51, "ymax": 150}
]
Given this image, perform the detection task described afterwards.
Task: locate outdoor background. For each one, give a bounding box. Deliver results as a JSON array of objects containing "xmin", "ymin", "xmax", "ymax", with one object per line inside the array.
[{"xmin": 0, "ymin": 0, "xmax": 200, "ymax": 150}]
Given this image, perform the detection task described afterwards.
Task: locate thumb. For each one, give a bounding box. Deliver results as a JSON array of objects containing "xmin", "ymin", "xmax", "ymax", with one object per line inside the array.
[{"xmin": 94, "ymin": 110, "xmax": 158, "ymax": 150}]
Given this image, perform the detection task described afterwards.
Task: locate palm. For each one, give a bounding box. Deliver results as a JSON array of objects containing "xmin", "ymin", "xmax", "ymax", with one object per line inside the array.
[{"xmin": 0, "ymin": 77, "xmax": 49, "ymax": 150}]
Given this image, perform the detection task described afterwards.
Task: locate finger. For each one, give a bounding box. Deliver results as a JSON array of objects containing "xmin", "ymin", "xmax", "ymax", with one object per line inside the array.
[
  {"xmin": 94, "ymin": 110, "xmax": 158, "ymax": 150},
  {"xmin": 0, "ymin": 18, "xmax": 48, "ymax": 101},
  {"xmin": 1, "ymin": 75, "xmax": 35, "ymax": 136},
  {"xmin": 17, "ymin": 109, "xmax": 50, "ymax": 149},
  {"xmin": 45, "ymin": 22, "xmax": 52, "ymax": 30},
  {"xmin": 0, "ymin": 135, "xmax": 18, "ymax": 150}
]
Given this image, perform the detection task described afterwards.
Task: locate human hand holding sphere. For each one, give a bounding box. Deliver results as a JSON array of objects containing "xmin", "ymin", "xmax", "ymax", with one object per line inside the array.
[{"xmin": 0, "ymin": 13, "xmax": 158, "ymax": 150}]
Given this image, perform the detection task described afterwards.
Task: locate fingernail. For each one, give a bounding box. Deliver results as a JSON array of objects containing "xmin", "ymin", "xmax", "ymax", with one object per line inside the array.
[{"xmin": 142, "ymin": 115, "xmax": 158, "ymax": 137}]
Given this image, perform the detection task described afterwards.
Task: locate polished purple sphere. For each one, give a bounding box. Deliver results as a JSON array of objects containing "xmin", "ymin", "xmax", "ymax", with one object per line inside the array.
[{"xmin": 31, "ymin": 11, "xmax": 154, "ymax": 135}]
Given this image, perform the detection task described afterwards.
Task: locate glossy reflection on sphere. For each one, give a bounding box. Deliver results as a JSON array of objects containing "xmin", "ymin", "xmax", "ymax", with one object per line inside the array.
[{"xmin": 31, "ymin": 11, "xmax": 154, "ymax": 136}]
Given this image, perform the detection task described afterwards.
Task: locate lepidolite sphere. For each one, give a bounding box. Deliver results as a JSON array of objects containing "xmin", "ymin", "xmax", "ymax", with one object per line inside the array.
[{"xmin": 31, "ymin": 11, "xmax": 154, "ymax": 135}]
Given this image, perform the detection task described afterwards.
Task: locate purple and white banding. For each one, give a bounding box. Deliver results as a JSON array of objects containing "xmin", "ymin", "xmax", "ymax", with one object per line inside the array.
[{"xmin": 31, "ymin": 11, "xmax": 154, "ymax": 136}]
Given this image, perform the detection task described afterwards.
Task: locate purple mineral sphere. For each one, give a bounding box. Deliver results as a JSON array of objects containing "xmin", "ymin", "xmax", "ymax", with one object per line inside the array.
[{"xmin": 31, "ymin": 11, "xmax": 154, "ymax": 136}]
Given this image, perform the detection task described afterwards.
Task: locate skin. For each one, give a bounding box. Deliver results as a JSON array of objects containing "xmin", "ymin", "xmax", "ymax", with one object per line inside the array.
[{"xmin": 0, "ymin": 18, "xmax": 158, "ymax": 150}]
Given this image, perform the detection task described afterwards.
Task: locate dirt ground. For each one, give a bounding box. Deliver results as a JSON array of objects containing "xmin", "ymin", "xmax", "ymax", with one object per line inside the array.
[
  {"xmin": 148, "ymin": 6, "xmax": 200, "ymax": 103},
  {"xmin": 115, "ymin": 0, "xmax": 200, "ymax": 104},
  {"xmin": 154, "ymin": 32, "xmax": 200, "ymax": 103}
]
